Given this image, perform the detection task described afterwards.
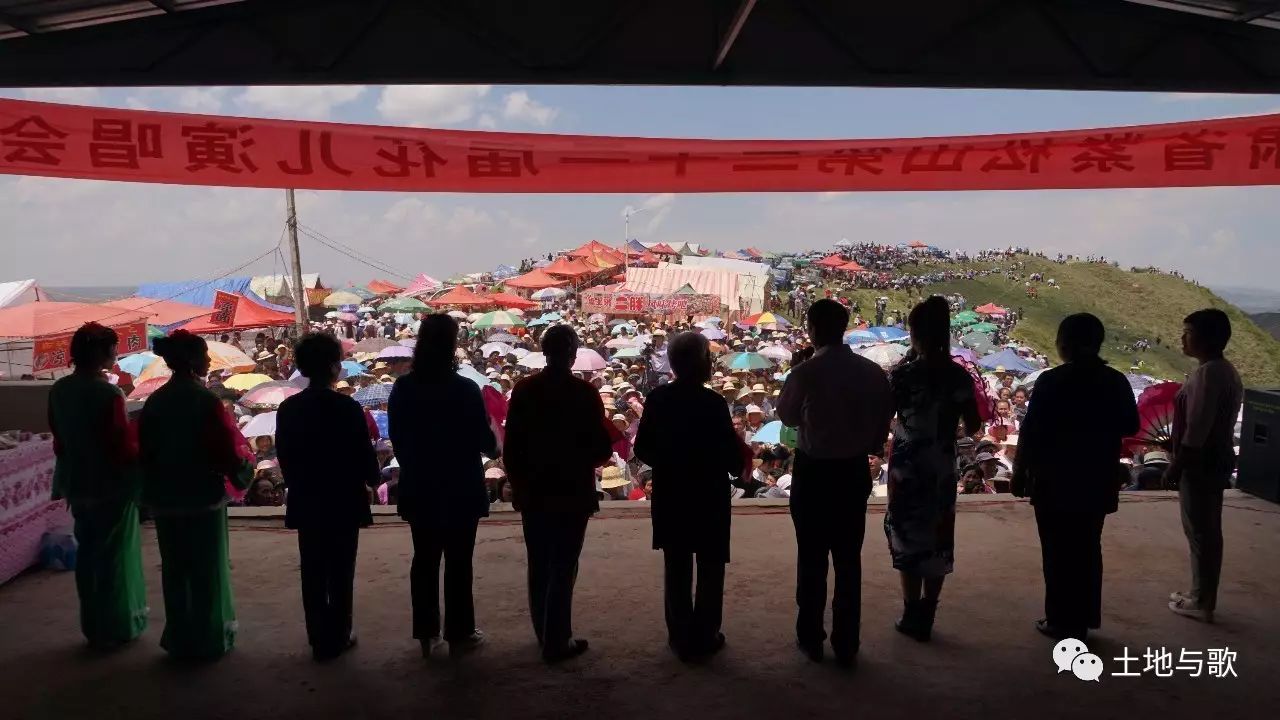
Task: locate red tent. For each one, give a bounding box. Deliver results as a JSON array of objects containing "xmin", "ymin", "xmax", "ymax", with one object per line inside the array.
[
  {"xmin": 366, "ymin": 279, "xmax": 404, "ymax": 295},
  {"xmin": 649, "ymin": 243, "xmax": 678, "ymax": 256},
  {"xmin": 426, "ymin": 285, "xmax": 495, "ymax": 307},
  {"xmin": 180, "ymin": 295, "xmax": 296, "ymax": 333},
  {"xmin": 817, "ymin": 254, "xmax": 847, "ymax": 268},
  {"xmin": 484, "ymin": 291, "xmax": 538, "ymax": 310},
  {"xmin": 631, "ymin": 251, "xmax": 660, "ymax": 266},
  {"xmin": 505, "ymin": 268, "xmax": 570, "ymax": 290},
  {"xmin": 908, "ymin": 240, "xmax": 929, "ymax": 249},
  {"xmin": 544, "ymin": 256, "xmax": 599, "ymax": 278},
  {"xmin": 975, "ymin": 303, "xmax": 1008, "ymax": 316},
  {"xmin": 0, "ymin": 301, "xmax": 152, "ymax": 339},
  {"xmin": 839, "ymin": 261, "xmax": 867, "ymax": 272},
  {"xmin": 569, "ymin": 240, "xmax": 624, "ymax": 263},
  {"xmin": 102, "ymin": 297, "xmax": 209, "ymax": 327},
  {"xmin": 579, "ymin": 249, "xmax": 622, "ymax": 271}
]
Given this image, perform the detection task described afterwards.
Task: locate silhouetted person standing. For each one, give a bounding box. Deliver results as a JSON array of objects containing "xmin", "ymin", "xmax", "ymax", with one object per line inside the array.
[
  {"xmin": 276, "ymin": 333, "xmax": 379, "ymax": 661},
  {"xmin": 389, "ymin": 314, "xmax": 498, "ymax": 657},
  {"xmin": 1013, "ymin": 313, "xmax": 1138, "ymax": 641},
  {"xmin": 1165, "ymin": 309, "xmax": 1243, "ymax": 623},
  {"xmin": 634, "ymin": 331, "xmax": 745, "ymax": 660},
  {"xmin": 778, "ymin": 299, "xmax": 893, "ymax": 667},
  {"xmin": 505, "ymin": 325, "xmax": 612, "ymax": 663}
]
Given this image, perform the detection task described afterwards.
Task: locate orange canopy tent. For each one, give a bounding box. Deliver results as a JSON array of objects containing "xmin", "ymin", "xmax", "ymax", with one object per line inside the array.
[
  {"xmin": 579, "ymin": 249, "xmax": 623, "ymax": 271},
  {"xmin": 366, "ymin": 279, "xmax": 405, "ymax": 295},
  {"xmin": 569, "ymin": 240, "xmax": 624, "ymax": 263},
  {"xmin": 839, "ymin": 261, "xmax": 867, "ymax": 272},
  {"xmin": 102, "ymin": 296, "xmax": 210, "ymax": 327},
  {"xmin": 631, "ymin": 251, "xmax": 660, "ymax": 266},
  {"xmin": 180, "ymin": 295, "xmax": 295, "ymax": 333},
  {"xmin": 974, "ymin": 303, "xmax": 1008, "ymax": 316},
  {"xmin": 649, "ymin": 243, "xmax": 678, "ymax": 256},
  {"xmin": 544, "ymin": 256, "xmax": 599, "ymax": 278},
  {"xmin": 505, "ymin": 268, "xmax": 569, "ymax": 290},
  {"xmin": 908, "ymin": 240, "xmax": 929, "ymax": 249},
  {"xmin": 817, "ymin": 254, "xmax": 847, "ymax": 268},
  {"xmin": 0, "ymin": 301, "xmax": 152, "ymax": 339},
  {"xmin": 484, "ymin": 291, "xmax": 539, "ymax": 310},
  {"xmin": 426, "ymin": 285, "xmax": 495, "ymax": 307}
]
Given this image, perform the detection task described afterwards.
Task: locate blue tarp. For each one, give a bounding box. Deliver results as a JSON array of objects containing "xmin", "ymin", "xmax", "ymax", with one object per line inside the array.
[
  {"xmin": 625, "ymin": 239, "xmax": 647, "ymax": 253},
  {"xmin": 492, "ymin": 264, "xmax": 518, "ymax": 279},
  {"xmin": 134, "ymin": 277, "xmax": 293, "ymax": 313},
  {"xmin": 977, "ymin": 348, "xmax": 1038, "ymax": 375}
]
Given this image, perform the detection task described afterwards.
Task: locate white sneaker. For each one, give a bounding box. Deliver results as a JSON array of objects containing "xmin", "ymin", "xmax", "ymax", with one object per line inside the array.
[
  {"xmin": 1169, "ymin": 590, "xmax": 1193, "ymax": 604},
  {"xmin": 1168, "ymin": 598, "xmax": 1214, "ymax": 623}
]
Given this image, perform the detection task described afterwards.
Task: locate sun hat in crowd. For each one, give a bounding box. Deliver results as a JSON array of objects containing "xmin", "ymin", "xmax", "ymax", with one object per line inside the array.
[
  {"xmin": 975, "ymin": 452, "xmax": 999, "ymax": 464},
  {"xmin": 746, "ymin": 404, "xmax": 764, "ymax": 415},
  {"xmin": 1142, "ymin": 450, "xmax": 1171, "ymax": 466},
  {"xmin": 653, "ymin": 329, "xmax": 667, "ymax": 336},
  {"xmin": 598, "ymin": 385, "xmax": 614, "ymax": 395},
  {"xmin": 255, "ymin": 460, "xmax": 278, "ymax": 472},
  {"xmin": 255, "ymin": 351, "xmax": 274, "ymax": 362},
  {"xmin": 957, "ymin": 437, "xmax": 976, "ymax": 450},
  {"xmin": 611, "ymin": 413, "xmax": 627, "ymax": 423},
  {"xmin": 600, "ymin": 466, "xmax": 629, "ymax": 489},
  {"xmin": 737, "ymin": 388, "xmax": 753, "ymax": 401},
  {"xmin": 752, "ymin": 383, "xmax": 767, "ymax": 392},
  {"xmin": 484, "ymin": 467, "xmax": 506, "ymax": 479}
]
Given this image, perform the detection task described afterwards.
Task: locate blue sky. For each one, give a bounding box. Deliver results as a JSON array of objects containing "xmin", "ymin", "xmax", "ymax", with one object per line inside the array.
[{"xmin": 4, "ymin": 84, "xmax": 1280, "ymax": 290}]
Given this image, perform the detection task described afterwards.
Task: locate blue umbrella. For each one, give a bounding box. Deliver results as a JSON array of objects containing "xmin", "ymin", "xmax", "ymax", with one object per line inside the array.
[
  {"xmin": 720, "ymin": 352, "xmax": 774, "ymax": 371},
  {"xmin": 353, "ymin": 384, "xmax": 393, "ymax": 407},
  {"xmin": 866, "ymin": 326, "xmax": 909, "ymax": 342},
  {"xmin": 527, "ymin": 317, "xmax": 550, "ymax": 327},
  {"xmin": 611, "ymin": 323, "xmax": 638, "ymax": 335},
  {"xmin": 457, "ymin": 363, "xmax": 495, "ymax": 389},
  {"xmin": 340, "ymin": 360, "xmax": 367, "ymax": 379},
  {"xmin": 700, "ymin": 327, "xmax": 727, "ymax": 340},
  {"xmin": 845, "ymin": 329, "xmax": 881, "ymax": 346},
  {"xmin": 538, "ymin": 312, "xmax": 562, "ymax": 323},
  {"xmin": 117, "ymin": 351, "xmax": 158, "ymax": 377},
  {"xmin": 977, "ymin": 348, "xmax": 1038, "ymax": 375},
  {"xmin": 749, "ymin": 420, "xmax": 783, "ymax": 445},
  {"xmin": 369, "ymin": 410, "xmax": 389, "ymax": 439}
]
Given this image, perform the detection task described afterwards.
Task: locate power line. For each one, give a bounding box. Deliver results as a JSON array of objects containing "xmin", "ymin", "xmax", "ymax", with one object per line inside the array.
[{"xmin": 296, "ymin": 225, "xmax": 415, "ymax": 282}]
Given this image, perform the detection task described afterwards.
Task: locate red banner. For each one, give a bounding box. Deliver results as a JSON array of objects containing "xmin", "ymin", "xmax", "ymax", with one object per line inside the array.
[
  {"xmin": 209, "ymin": 291, "xmax": 239, "ymax": 328},
  {"xmin": 32, "ymin": 321, "xmax": 147, "ymax": 374},
  {"xmin": 4, "ymin": 99, "xmax": 1280, "ymax": 192},
  {"xmin": 581, "ymin": 290, "xmax": 721, "ymax": 316}
]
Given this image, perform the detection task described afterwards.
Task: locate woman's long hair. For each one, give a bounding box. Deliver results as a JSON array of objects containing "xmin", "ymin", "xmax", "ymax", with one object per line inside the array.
[{"xmin": 907, "ymin": 295, "xmax": 951, "ymax": 359}]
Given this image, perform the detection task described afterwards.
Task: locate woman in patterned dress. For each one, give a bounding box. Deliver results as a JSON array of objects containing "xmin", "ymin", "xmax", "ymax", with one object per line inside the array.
[{"xmin": 884, "ymin": 296, "xmax": 981, "ymax": 641}]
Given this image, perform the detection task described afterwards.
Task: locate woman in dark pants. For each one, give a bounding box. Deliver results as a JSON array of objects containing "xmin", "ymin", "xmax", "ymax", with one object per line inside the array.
[
  {"xmin": 389, "ymin": 314, "xmax": 498, "ymax": 658},
  {"xmin": 275, "ymin": 332, "xmax": 380, "ymax": 661}
]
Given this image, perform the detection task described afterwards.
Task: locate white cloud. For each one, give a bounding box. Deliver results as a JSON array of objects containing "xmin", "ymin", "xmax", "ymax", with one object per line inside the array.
[
  {"xmin": 122, "ymin": 87, "xmax": 232, "ymax": 114},
  {"xmin": 376, "ymin": 85, "xmax": 491, "ymax": 126},
  {"xmin": 477, "ymin": 113, "xmax": 497, "ymax": 129},
  {"xmin": 22, "ymin": 88, "xmax": 102, "ymax": 105},
  {"xmin": 501, "ymin": 91, "xmax": 558, "ymax": 126},
  {"xmin": 236, "ymin": 86, "xmax": 366, "ymax": 120},
  {"xmin": 1159, "ymin": 92, "xmax": 1262, "ymax": 102}
]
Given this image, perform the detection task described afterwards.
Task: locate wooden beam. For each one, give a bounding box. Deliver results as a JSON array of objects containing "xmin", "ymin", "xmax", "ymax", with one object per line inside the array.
[
  {"xmin": 714, "ymin": 0, "xmax": 757, "ymax": 70},
  {"xmin": 0, "ymin": 10, "xmax": 39, "ymax": 35}
]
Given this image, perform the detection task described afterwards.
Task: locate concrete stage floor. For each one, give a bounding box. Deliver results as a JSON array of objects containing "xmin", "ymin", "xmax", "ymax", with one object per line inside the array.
[{"xmin": 1, "ymin": 493, "xmax": 1278, "ymax": 720}]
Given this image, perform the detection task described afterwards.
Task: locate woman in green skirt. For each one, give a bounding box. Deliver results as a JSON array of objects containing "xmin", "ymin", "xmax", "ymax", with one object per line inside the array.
[
  {"xmin": 48, "ymin": 322, "xmax": 149, "ymax": 649},
  {"xmin": 139, "ymin": 331, "xmax": 253, "ymax": 660}
]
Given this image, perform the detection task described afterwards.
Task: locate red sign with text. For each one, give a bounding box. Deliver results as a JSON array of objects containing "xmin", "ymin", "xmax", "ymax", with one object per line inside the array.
[
  {"xmin": 209, "ymin": 291, "xmax": 239, "ymax": 327},
  {"xmin": 4, "ymin": 99, "xmax": 1280, "ymax": 192},
  {"xmin": 581, "ymin": 291, "xmax": 721, "ymax": 316},
  {"xmin": 32, "ymin": 321, "xmax": 147, "ymax": 374}
]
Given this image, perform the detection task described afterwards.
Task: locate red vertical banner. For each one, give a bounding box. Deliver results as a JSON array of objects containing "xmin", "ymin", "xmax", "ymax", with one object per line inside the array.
[
  {"xmin": 31, "ymin": 333, "xmax": 72, "ymax": 373},
  {"xmin": 116, "ymin": 322, "xmax": 148, "ymax": 357},
  {"xmin": 209, "ymin": 291, "xmax": 239, "ymax": 328}
]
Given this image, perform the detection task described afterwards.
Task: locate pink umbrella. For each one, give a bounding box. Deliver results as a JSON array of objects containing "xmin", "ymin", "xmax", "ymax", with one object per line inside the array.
[
  {"xmin": 572, "ymin": 348, "xmax": 608, "ymax": 372},
  {"xmin": 240, "ymin": 381, "xmax": 303, "ymax": 410},
  {"xmin": 377, "ymin": 345, "xmax": 413, "ymax": 360},
  {"xmin": 127, "ymin": 376, "xmax": 167, "ymax": 400}
]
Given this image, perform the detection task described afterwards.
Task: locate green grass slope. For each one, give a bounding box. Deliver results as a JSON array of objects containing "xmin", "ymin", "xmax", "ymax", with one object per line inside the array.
[
  {"xmin": 820, "ymin": 254, "xmax": 1280, "ymax": 387},
  {"xmin": 1252, "ymin": 312, "xmax": 1280, "ymax": 341}
]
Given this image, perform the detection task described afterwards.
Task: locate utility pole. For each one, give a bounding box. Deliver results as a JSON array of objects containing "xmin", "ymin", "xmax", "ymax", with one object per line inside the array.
[{"xmin": 285, "ymin": 188, "xmax": 308, "ymax": 337}]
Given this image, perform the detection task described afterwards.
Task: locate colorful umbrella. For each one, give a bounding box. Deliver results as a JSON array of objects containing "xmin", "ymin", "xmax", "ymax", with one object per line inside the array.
[
  {"xmin": 845, "ymin": 329, "xmax": 882, "ymax": 346},
  {"xmin": 518, "ymin": 352, "xmax": 547, "ymax": 369},
  {"xmin": 720, "ymin": 352, "xmax": 774, "ymax": 371},
  {"xmin": 588, "ymin": 313, "xmax": 608, "ymax": 323},
  {"xmin": 457, "ymin": 363, "xmax": 494, "ymax": 389},
  {"xmin": 959, "ymin": 332, "xmax": 996, "ymax": 355},
  {"xmin": 473, "ymin": 311, "xmax": 526, "ymax": 330},
  {"xmin": 223, "ymin": 373, "xmax": 273, "ymax": 391},
  {"xmin": 353, "ymin": 337, "xmax": 397, "ymax": 352},
  {"xmin": 740, "ymin": 312, "xmax": 791, "ymax": 329},
  {"xmin": 323, "ymin": 290, "xmax": 364, "ymax": 308},
  {"xmin": 749, "ymin": 420, "xmax": 784, "ymax": 445},
  {"xmin": 379, "ymin": 296, "xmax": 429, "ymax": 313},
  {"xmin": 531, "ymin": 288, "xmax": 567, "ymax": 301},
  {"xmin": 377, "ymin": 345, "xmax": 413, "ymax": 360},
  {"xmin": 341, "ymin": 360, "xmax": 368, "ymax": 378},
  {"xmin": 207, "ymin": 341, "xmax": 257, "ymax": 373},
  {"xmin": 866, "ymin": 326, "xmax": 909, "ymax": 342},
  {"xmin": 1126, "ymin": 382, "xmax": 1181, "ymax": 451},
  {"xmin": 336, "ymin": 312, "xmax": 359, "ymax": 323},
  {"xmin": 127, "ymin": 376, "xmax": 168, "ymax": 400},
  {"xmin": 117, "ymin": 351, "xmax": 157, "ymax": 377},
  {"xmin": 353, "ymin": 384, "xmax": 393, "ymax": 408},
  {"xmin": 357, "ymin": 305, "xmax": 377, "ymax": 314},
  {"xmin": 606, "ymin": 337, "xmax": 637, "ymax": 349},
  {"xmin": 969, "ymin": 322, "xmax": 1000, "ymax": 334},
  {"xmin": 612, "ymin": 347, "xmax": 644, "ymax": 359},
  {"xmin": 700, "ymin": 327, "xmax": 727, "ymax": 341},
  {"xmin": 951, "ymin": 310, "xmax": 980, "ymax": 327},
  {"xmin": 758, "ymin": 345, "xmax": 793, "ymax": 363},
  {"xmin": 447, "ymin": 310, "xmax": 468, "ymax": 320},
  {"xmin": 239, "ymin": 381, "xmax": 303, "ymax": 409},
  {"xmin": 480, "ymin": 342, "xmax": 514, "ymax": 357},
  {"xmin": 487, "ymin": 332, "xmax": 520, "ymax": 343},
  {"xmin": 240, "ymin": 411, "xmax": 277, "ymax": 438},
  {"xmin": 858, "ymin": 343, "xmax": 908, "ymax": 369},
  {"xmin": 573, "ymin": 349, "xmax": 608, "ymax": 372},
  {"xmin": 950, "ymin": 347, "xmax": 979, "ymax": 364}
]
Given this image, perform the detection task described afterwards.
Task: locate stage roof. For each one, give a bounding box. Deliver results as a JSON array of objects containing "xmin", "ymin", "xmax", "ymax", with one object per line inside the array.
[{"xmin": 4, "ymin": 0, "xmax": 1280, "ymax": 92}]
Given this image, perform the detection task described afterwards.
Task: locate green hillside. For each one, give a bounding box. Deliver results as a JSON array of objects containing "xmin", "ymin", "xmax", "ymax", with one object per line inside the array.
[
  {"xmin": 817, "ymin": 254, "xmax": 1280, "ymax": 387},
  {"xmin": 1252, "ymin": 312, "xmax": 1280, "ymax": 341}
]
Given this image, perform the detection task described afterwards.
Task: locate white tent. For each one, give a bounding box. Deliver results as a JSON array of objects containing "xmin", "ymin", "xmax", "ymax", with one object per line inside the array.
[
  {"xmin": 249, "ymin": 273, "xmax": 323, "ymax": 300},
  {"xmin": 0, "ymin": 279, "xmax": 45, "ymax": 309},
  {"xmin": 623, "ymin": 265, "xmax": 768, "ymax": 315}
]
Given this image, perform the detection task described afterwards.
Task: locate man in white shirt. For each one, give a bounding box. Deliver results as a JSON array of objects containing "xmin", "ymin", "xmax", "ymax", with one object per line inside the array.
[{"xmin": 777, "ymin": 299, "xmax": 893, "ymax": 668}]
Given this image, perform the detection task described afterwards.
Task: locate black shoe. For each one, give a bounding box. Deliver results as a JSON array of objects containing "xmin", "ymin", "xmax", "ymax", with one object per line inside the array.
[
  {"xmin": 676, "ymin": 633, "xmax": 727, "ymax": 662},
  {"xmin": 895, "ymin": 599, "xmax": 922, "ymax": 639},
  {"xmin": 449, "ymin": 629, "xmax": 486, "ymax": 657},
  {"xmin": 543, "ymin": 638, "xmax": 589, "ymax": 664},
  {"xmin": 705, "ymin": 632, "xmax": 727, "ymax": 656},
  {"xmin": 1035, "ymin": 618, "xmax": 1085, "ymax": 641},
  {"xmin": 797, "ymin": 639, "xmax": 824, "ymax": 663},
  {"xmin": 833, "ymin": 647, "xmax": 858, "ymax": 670},
  {"xmin": 897, "ymin": 599, "xmax": 937, "ymax": 642}
]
